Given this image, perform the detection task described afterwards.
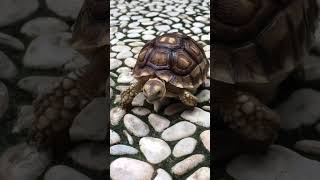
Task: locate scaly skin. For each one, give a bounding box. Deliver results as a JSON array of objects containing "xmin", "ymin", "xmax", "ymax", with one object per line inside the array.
[{"xmin": 28, "ymin": 0, "xmax": 107, "ymax": 151}]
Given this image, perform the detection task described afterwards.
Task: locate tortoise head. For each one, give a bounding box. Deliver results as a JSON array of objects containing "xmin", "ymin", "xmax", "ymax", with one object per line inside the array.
[{"xmin": 143, "ymin": 78, "xmax": 166, "ymax": 102}]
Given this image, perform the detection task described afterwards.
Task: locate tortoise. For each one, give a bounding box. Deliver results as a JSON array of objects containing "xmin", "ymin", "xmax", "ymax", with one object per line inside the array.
[
  {"xmin": 213, "ymin": 0, "xmax": 319, "ymax": 156},
  {"xmin": 29, "ymin": 0, "xmax": 107, "ymax": 150},
  {"xmin": 119, "ymin": 33, "xmax": 209, "ymax": 109}
]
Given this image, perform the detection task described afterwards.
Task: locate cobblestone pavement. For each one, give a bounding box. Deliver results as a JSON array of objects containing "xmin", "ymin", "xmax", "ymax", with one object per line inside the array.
[
  {"xmin": 0, "ymin": 0, "xmax": 106, "ymax": 179},
  {"xmin": 109, "ymin": 0, "xmax": 210, "ymax": 179}
]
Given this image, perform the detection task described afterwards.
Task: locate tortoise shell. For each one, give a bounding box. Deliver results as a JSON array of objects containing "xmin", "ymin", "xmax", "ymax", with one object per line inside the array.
[
  {"xmin": 212, "ymin": 0, "xmax": 319, "ymax": 84},
  {"xmin": 133, "ymin": 33, "xmax": 209, "ymax": 89}
]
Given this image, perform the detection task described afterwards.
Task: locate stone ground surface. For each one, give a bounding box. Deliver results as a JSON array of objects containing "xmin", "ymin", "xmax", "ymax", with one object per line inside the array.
[
  {"xmin": 0, "ymin": 0, "xmax": 106, "ymax": 179},
  {"xmin": 110, "ymin": 0, "xmax": 210, "ymax": 179}
]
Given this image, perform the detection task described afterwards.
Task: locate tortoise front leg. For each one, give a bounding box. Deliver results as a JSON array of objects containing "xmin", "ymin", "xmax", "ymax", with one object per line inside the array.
[
  {"xmin": 179, "ymin": 90, "xmax": 198, "ymax": 107},
  {"xmin": 120, "ymin": 80, "xmax": 146, "ymax": 109},
  {"xmin": 217, "ymin": 90, "xmax": 280, "ymax": 148}
]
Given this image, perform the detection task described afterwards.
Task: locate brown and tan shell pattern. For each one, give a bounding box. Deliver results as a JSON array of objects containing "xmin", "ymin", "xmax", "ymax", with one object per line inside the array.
[
  {"xmin": 134, "ymin": 33, "xmax": 209, "ymax": 90},
  {"xmin": 212, "ymin": 0, "xmax": 319, "ymax": 84},
  {"xmin": 29, "ymin": 64, "xmax": 105, "ymax": 148}
]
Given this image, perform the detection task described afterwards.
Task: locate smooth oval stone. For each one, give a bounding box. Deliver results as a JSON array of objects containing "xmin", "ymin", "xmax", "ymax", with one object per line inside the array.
[
  {"xmin": 70, "ymin": 98, "xmax": 107, "ymax": 142},
  {"xmin": 171, "ymin": 154, "xmax": 205, "ymax": 176},
  {"xmin": 181, "ymin": 107, "xmax": 210, "ymax": 128},
  {"xmin": 132, "ymin": 107, "xmax": 151, "ymax": 116},
  {"xmin": 227, "ymin": 145, "xmax": 320, "ymax": 180},
  {"xmin": 148, "ymin": 113, "xmax": 170, "ymax": 132},
  {"xmin": 173, "ymin": 137, "xmax": 197, "ymax": 158},
  {"xmin": 110, "ymin": 107, "xmax": 126, "ymax": 126},
  {"xmin": 110, "ymin": 145, "xmax": 139, "ymax": 155},
  {"xmin": 12, "ymin": 105, "xmax": 34, "ymax": 133},
  {"xmin": 294, "ymin": 140, "xmax": 320, "ymax": 155},
  {"xmin": 21, "ymin": 17, "xmax": 69, "ymax": 37},
  {"xmin": 0, "ymin": 51, "xmax": 18, "ymax": 79},
  {"xmin": 0, "ymin": 143, "xmax": 51, "ymax": 180},
  {"xmin": 276, "ymin": 89, "xmax": 320, "ymax": 130},
  {"xmin": 200, "ymin": 130, "xmax": 210, "ymax": 152},
  {"xmin": 17, "ymin": 76, "xmax": 61, "ymax": 95},
  {"xmin": 44, "ymin": 165, "xmax": 91, "ymax": 180},
  {"xmin": 186, "ymin": 167, "xmax": 210, "ymax": 180},
  {"xmin": 23, "ymin": 33, "xmax": 87, "ymax": 69},
  {"xmin": 139, "ymin": 137, "xmax": 171, "ymax": 164},
  {"xmin": 154, "ymin": 168, "xmax": 172, "ymax": 180},
  {"xmin": 124, "ymin": 114, "xmax": 150, "ymax": 137},
  {"xmin": 110, "ymin": 158, "xmax": 154, "ymax": 180},
  {"xmin": 161, "ymin": 121, "xmax": 197, "ymax": 141},
  {"xmin": 196, "ymin": 89, "xmax": 210, "ymax": 103},
  {"xmin": 0, "ymin": 33, "xmax": 24, "ymax": 50}
]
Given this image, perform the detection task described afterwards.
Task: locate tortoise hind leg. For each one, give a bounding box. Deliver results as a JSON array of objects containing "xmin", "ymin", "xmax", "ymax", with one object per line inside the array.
[
  {"xmin": 179, "ymin": 90, "xmax": 198, "ymax": 107},
  {"xmin": 217, "ymin": 90, "xmax": 280, "ymax": 149}
]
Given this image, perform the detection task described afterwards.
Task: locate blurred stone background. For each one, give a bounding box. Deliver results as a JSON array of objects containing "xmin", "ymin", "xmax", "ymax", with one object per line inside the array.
[
  {"xmin": 0, "ymin": 0, "xmax": 106, "ymax": 179},
  {"xmin": 215, "ymin": 19, "xmax": 320, "ymax": 180}
]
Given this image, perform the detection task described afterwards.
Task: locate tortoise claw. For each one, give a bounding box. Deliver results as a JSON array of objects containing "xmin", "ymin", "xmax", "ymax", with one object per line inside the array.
[{"xmin": 179, "ymin": 90, "xmax": 198, "ymax": 107}]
